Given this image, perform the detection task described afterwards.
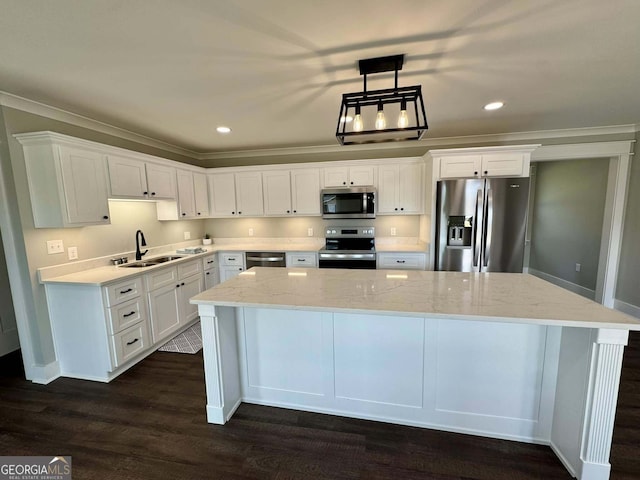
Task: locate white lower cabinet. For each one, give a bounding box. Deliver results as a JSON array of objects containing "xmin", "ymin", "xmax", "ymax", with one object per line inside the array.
[
  {"xmin": 44, "ymin": 257, "xmax": 206, "ymax": 382},
  {"xmin": 147, "ymin": 259, "xmax": 203, "ymax": 344},
  {"xmin": 285, "ymin": 252, "xmax": 318, "ymax": 268},
  {"xmin": 377, "ymin": 252, "xmax": 427, "ymax": 270},
  {"xmin": 219, "ymin": 252, "xmax": 245, "ymax": 282},
  {"xmin": 203, "ymin": 254, "xmax": 220, "ymax": 289}
]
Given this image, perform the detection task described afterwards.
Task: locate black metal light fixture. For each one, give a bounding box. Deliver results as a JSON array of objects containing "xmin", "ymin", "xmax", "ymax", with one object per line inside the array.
[{"xmin": 336, "ymin": 54, "xmax": 428, "ymax": 145}]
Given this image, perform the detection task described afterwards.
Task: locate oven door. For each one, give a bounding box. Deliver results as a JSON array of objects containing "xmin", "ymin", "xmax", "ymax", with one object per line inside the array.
[{"xmin": 318, "ymin": 252, "xmax": 377, "ymax": 269}]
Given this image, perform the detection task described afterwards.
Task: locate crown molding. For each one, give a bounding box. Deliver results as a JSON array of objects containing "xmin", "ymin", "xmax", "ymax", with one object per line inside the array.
[
  {"xmin": 200, "ymin": 124, "xmax": 638, "ymax": 160},
  {"xmin": 0, "ymin": 91, "xmax": 199, "ymax": 158},
  {"xmin": 1, "ymin": 91, "xmax": 637, "ymax": 161}
]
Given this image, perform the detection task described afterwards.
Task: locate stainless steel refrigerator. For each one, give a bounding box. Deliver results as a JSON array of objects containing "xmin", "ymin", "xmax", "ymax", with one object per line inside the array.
[{"xmin": 434, "ymin": 177, "xmax": 530, "ymax": 272}]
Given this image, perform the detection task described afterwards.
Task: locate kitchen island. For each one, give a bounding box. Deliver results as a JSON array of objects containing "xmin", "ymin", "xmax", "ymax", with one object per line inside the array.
[{"xmin": 190, "ymin": 268, "xmax": 640, "ymax": 480}]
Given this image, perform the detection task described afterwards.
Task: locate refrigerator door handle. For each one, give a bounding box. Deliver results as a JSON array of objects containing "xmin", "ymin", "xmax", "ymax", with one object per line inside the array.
[
  {"xmin": 483, "ymin": 188, "xmax": 494, "ymax": 267},
  {"xmin": 473, "ymin": 189, "xmax": 483, "ymax": 267}
]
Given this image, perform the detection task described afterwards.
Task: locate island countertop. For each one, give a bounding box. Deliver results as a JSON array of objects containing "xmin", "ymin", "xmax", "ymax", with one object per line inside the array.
[{"xmin": 190, "ymin": 267, "xmax": 640, "ymax": 330}]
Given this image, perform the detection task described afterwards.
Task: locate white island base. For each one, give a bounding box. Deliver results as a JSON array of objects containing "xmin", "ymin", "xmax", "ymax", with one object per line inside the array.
[{"xmin": 192, "ymin": 269, "xmax": 640, "ymax": 480}]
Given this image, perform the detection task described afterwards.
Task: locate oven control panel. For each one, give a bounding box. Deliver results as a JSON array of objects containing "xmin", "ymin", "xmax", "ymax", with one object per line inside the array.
[{"xmin": 325, "ymin": 227, "xmax": 375, "ymax": 238}]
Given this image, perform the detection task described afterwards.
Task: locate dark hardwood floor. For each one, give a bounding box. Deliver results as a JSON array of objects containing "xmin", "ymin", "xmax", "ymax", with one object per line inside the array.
[{"xmin": 1, "ymin": 332, "xmax": 639, "ymax": 479}]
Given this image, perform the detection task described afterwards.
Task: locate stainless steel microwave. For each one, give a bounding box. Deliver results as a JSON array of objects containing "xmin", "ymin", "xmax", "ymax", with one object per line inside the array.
[{"xmin": 321, "ymin": 187, "xmax": 376, "ymax": 219}]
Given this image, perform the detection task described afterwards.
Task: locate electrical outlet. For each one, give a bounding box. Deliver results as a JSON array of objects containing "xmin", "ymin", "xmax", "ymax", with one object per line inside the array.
[
  {"xmin": 307, "ymin": 228, "xmax": 313, "ymax": 237},
  {"xmin": 249, "ymin": 228, "xmax": 254, "ymax": 236},
  {"xmin": 576, "ymin": 263, "xmax": 581, "ymax": 272},
  {"xmin": 390, "ymin": 227, "xmax": 397, "ymax": 236},
  {"xmin": 184, "ymin": 231, "xmax": 191, "ymax": 240},
  {"xmin": 68, "ymin": 246, "xmax": 78, "ymax": 260},
  {"xmin": 46, "ymin": 239, "xmax": 64, "ymax": 255}
]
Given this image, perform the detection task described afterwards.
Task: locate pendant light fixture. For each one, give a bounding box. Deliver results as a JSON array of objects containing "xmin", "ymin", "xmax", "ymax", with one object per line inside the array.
[{"xmin": 336, "ymin": 54, "xmax": 428, "ymax": 145}]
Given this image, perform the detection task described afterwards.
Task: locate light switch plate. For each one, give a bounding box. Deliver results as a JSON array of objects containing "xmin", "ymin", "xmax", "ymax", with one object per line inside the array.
[
  {"xmin": 249, "ymin": 228, "xmax": 254, "ymax": 236},
  {"xmin": 46, "ymin": 239, "xmax": 64, "ymax": 254},
  {"xmin": 68, "ymin": 246, "xmax": 78, "ymax": 260},
  {"xmin": 184, "ymin": 231, "xmax": 191, "ymax": 240},
  {"xmin": 390, "ymin": 227, "xmax": 397, "ymax": 236},
  {"xmin": 307, "ymin": 228, "xmax": 313, "ymax": 237}
]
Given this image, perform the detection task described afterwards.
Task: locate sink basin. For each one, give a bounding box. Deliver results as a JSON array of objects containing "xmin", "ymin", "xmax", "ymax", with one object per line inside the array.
[{"xmin": 118, "ymin": 255, "xmax": 185, "ymax": 268}]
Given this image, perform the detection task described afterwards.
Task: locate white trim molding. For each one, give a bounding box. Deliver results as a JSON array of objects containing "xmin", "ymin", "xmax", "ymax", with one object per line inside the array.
[
  {"xmin": 528, "ymin": 269, "xmax": 596, "ymax": 300},
  {"xmin": 614, "ymin": 299, "xmax": 640, "ymax": 319}
]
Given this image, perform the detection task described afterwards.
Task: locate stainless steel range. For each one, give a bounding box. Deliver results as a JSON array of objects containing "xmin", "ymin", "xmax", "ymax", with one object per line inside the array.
[{"xmin": 318, "ymin": 226, "xmax": 376, "ymax": 269}]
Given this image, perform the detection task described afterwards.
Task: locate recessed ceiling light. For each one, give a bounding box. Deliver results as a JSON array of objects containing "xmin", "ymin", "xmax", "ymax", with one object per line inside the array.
[
  {"xmin": 484, "ymin": 102, "xmax": 504, "ymax": 111},
  {"xmin": 216, "ymin": 126, "xmax": 232, "ymax": 134},
  {"xmin": 340, "ymin": 115, "xmax": 353, "ymax": 123}
]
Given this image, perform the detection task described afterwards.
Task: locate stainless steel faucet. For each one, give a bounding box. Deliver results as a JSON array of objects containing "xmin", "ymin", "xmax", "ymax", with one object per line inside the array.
[{"xmin": 135, "ymin": 230, "xmax": 148, "ymax": 261}]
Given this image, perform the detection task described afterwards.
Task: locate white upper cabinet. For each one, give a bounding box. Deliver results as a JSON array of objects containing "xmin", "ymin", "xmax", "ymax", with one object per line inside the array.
[
  {"xmin": 263, "ymin": 168, "xmax": 321, "ymax": 217},
  {"xmin": 430, "ymin": 146, "xmax": 539, "ymax": 180},
  {"xmin": 107, "ymin": 155, "xmax": 177, "ymax": 200},
  {"xmin": 235, "ymin": 172, "xmax": 264, "ymax": 216},
  {"xmin": 324, "ymin": 165, "xmax": 376, "ymax": 187},
  {"xmin": 378, "ymin": 162, "xmax": 424, "ymax": 215},
  {"xmin": 291, "ymin": 168, "xmax": 321, "ymax": 215},
  {"xmin": 263, "ymin": 171, "xmax": 293, "ymax": 216},
  {"xmin": 209, "ymin": 171, "xmax": 264, "ymax": 217},
  {"xmin": 176, "ymin": 169, "xmax": 196, "ymax": 218},
  {"xmin": 193, "ymin": 172, "xmax": 210, "ymax": 217},
  {"xmin": 15, "ymin": 134, "xmax": 111, "ymax": 228}
]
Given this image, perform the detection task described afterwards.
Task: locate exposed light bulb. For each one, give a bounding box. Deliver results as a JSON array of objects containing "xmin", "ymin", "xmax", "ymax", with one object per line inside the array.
[
  {"xmin": 353, "ymin": 114, "xmax": 364, "ymax": 132},
  {"xmin": 398, "ymin": 109, "xmax": 409, "ymax": 128},
  {"xmin": 375, "ymin": 103, "xmax": 386, "ymax": 130}
]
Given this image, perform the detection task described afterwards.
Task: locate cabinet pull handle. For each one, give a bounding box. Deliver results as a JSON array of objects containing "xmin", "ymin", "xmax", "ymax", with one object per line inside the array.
[
  {"xmin": 484, "ymin": 171, "xmax": 488, "ymax": 175},
  {"xmin": 206, "ymin": 272, "xmax": 210, "ymax": 275},
  {"xmin": 298, "ymin": 258, "xmax": 306, "ymax": 262},
  {"xmin": 232, "ymin": 211, "xmax": 235, "ymax": 214},
  {"xmin": 287, "ymin": 210, "xmax": 290, "ymax": 213},
  {"xmin": 473, "ymin": 172, "xmax": 478, "ymax": 176},
  {"xmin": 207, "ymin": 260, "xmax": 214, "ymax": 264},
  {"xmin": 120, "ymin": 288, "xmax": 133, "ymax": 294},
  {"xmin": 293, "ymin": 210, "xmax": 297, "ymax": 213},
  {"xmin": 343, "ymin": 181, "xmax": 346, "ymax": 185},
  {"xmin": 397, "ymin": 260, "xmax": 406, "ymax": 264},
  {"xmin": 143, "ymin": 191, "xmax": 148, "ymax": 195},
  {"xmin": 400, "ymin": 207, "xmax": 404, "ymax": 211},
  {"xmin": 126, "ymin": 338, "xmax": 139, "ymax": 346},
  {"xmin": 123, "ymin": 311, "xmax": 136, "ymax": 318},
  {"xmin": 239, "ymin": 268, "xmax": 243, "ymax": 271},
  {"xmin": 151, "ymin": 192, "xmax": 156, "ymax": 196},
  {"xmin": 238, "ymin": 211, "xmax": 242, "ymax": 214},
  {"xmin": 394, "ymin": 207, "xmax": 398, "ymax": 211},
  {"xmin": 176, "ymin": 284, "xmax": 181, "ymax": 288},
  {"xmin": 182, "ymin": 213, "xmax": 186, "ymax": 216},
  {"xmin": 181, "ymin": 282, "xmax": 185, "ymax": 286},
  {"xmin": 350, "ymin": 181, "xmax": 354, "ymax": 185},
  {"xmin": 228, "ymin": 257, "xmax": 236, "ymax": 261},
  {"xmin": 103, "ymin": 215, "xmax": 109, "ymax": 220}
]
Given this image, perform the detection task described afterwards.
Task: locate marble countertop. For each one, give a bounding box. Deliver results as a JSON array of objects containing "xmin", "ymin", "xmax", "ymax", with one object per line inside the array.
[{"xmin": 190, "ymin": 267, "xmax": 640, "ymax": 330}]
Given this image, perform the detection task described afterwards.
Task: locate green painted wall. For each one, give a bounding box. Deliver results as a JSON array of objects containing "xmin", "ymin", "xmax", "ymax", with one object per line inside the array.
[{"xmin": 529, "ymin": 158, "xmax": 609, "ymax": 291}]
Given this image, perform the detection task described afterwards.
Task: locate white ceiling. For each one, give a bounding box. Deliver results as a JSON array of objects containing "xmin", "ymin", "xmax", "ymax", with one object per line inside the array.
[{"xmin": 0, "ymin": 0, "xmax": 639, "ymax": 154}]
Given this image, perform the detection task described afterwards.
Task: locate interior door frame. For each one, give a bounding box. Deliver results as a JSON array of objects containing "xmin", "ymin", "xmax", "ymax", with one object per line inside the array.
[{"xmin": 529, "ymin": 141, "xmax": 634, "ymax": 308}]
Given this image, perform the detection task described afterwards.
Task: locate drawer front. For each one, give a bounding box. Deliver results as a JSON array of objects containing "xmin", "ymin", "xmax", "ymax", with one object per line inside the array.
[
  {"xmin": 105, "ymin": 277, "xmax": 144, "ymax": 306},
  {"xmin": 221, "ymin": 253, "xmax": 243, "ymax": 266},
  {"xmin": 286, "ymin": 252, "xmax": 318, "ymax": 268},
  {"xmin": 202, "ymin": 254, "xmax": 217, "ymax": 270},
  {"xmin": 377, "ymin": 253, "xmax": 427, "ymax": 270},
  {"xmin": 107, "ymin": 297, "xmax": 148, "ymax": 335},
  {"xmin": 111, "ymin": 321, "xmax": 151, "ymax": 368},
  {"xmin": 145, "ymin": 266, "xmax": 178, "ymax": 291},
  {"xmin": 178, "ymin": 259, "xmax": 202, "ymax": 279}
]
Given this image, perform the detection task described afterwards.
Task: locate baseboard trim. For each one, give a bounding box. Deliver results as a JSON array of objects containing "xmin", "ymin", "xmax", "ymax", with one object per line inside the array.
[
  {"xmin": 613, "ymin": 299, "xmax": 640, "ymax": 319},
  {"xmin": 29, "ymin": 361, "xmax": 60, "ymax": 385},
  {"xmin": 528, "ymin": 269, "xmax": 596, "ymax": 300},
  {"xmin": 549, "ymin": 440, "xmax": 578, "ymax": 479}
]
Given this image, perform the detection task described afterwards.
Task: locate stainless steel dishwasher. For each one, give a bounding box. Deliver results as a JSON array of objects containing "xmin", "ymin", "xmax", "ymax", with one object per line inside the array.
[{"xmin": 245, "ymin": 251, "xmax": 286, "ymax": 269}]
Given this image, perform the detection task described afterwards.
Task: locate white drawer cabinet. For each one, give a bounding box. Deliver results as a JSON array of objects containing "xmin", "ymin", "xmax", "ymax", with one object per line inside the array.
[
  {"xmin": 111, "ymin": 321, "xmax": 152, "ymax": 367},
  {"xmin": 219, "ymin": 251, "xmax": 246, "ymax": 282},
  {"xmin": 105, "ymin": 277, "xmax": 145, "ymax": 306},
  {"xmin": 106, "ymin": 297, "xmax": 148, "ymax": 334},
  {"xmin": 377, "ymin": 252, "xmax": 427, "ymax": 270},
  {"xmin": 286, "ymin": 252, "xmax": 318, "ymax": 268},
  {"xmin": 203, "ymin": 254, "xmax": 220, "ymax": 289}
]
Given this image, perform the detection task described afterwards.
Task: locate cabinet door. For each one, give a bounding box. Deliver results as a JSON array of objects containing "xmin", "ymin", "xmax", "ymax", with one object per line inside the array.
[
  {"xmin": 107, "ymin": 155, "xmax": 148, "ymax": 198},
  {"xmin": 377, "ymin": 165, "xmax": 399, "ymax": 214},
  {"xmin": 235, "ymin": 172, "xmax": 264, "ymax": 216},
  {"xmin": 58, "ymin": 145, "xmax": 110, "ymax": 225},
  {"xmin": 291, "ymin": 168, "xmax": 321, "ymax": 215},
  {"xmin": 146, "ymin": 163, "xmax": 177, "ymax": 199},
  {"xmin": 398, "ymin": 163, "xmax": 423, "ymax": 214},
  {"xmin": 220, "ymin": 266, "xmax": 244, "ymax": 283},
  {"xmin": 323, "ymin": 167, "xmax": 349, "ymax": 187},
  {"xmin": 176, "ymin": 170, "xmax": 196, "ymax": 218},
  {"xmin": 481, "ymin": 154, "xmax": 525, "ymax": 177},
  {"xmin": 204, "ymin": 269, "xmax": 220, "ymax": 289},
  {"xmin": 349, "ymin": 166, "xmax": 376, "ymax": 186},
  {"xmin": 263, "ymin": 171, "xmax": 292, "ymax": 216},
  {"xmin": 193, "ymin": 172, "xmax": 210, "ymax": 217},
  {"xmin": 439, "ymin": 155, "xmax": 482, "ymax": 179},
  {"xmin": 179, "ymin": 274, "xmax": 203, "ymax": 324},
  {"xmin": 209, "ymin": 173, "xmax": 237, "ymax": 216},
  {"xmin": 147, "ymin": 283, "xmax": 181, "ymax": 343}
]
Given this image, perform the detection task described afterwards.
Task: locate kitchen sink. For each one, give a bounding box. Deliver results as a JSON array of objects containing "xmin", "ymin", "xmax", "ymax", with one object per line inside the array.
[{"xmin": 118, "ymin": 255, "xmax": 186, "ymax": 268}]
